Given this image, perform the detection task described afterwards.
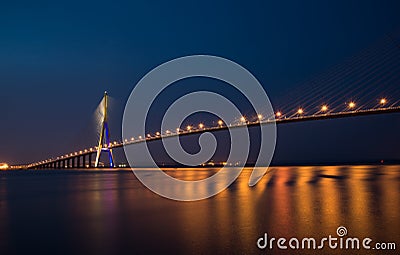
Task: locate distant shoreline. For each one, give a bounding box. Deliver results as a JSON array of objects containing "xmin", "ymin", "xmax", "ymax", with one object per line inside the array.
[{"xmin": 3, "ymin": 161, "xmax": 400, "ymax": 171}]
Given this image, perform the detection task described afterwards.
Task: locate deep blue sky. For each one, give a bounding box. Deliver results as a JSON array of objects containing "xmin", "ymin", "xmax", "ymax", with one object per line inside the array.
[{"xmin": 1, "ymin": 0, "xmax": 400, "ymax": 164}]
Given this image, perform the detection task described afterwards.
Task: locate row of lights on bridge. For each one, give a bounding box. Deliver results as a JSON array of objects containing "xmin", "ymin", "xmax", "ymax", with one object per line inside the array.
[
  {"xmin": 32, "ymin": 98, "xmax": 389, "ymax": 166},
  {"xmin": 132, "ymin": 98, "xmax": 389, "ymax": 141},
  {"xmin": 276, "ymin": 98, "xmax": 387, "ymax": 117}
]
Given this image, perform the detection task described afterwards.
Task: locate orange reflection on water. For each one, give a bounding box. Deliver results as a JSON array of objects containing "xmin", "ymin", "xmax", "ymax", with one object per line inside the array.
[{"xmin": 0, "ymin": 166, "xmax": 399, "ymax": 254}]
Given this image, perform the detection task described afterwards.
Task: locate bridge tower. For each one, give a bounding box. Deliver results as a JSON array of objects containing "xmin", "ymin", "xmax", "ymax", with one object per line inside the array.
[{"xmin": 95, "ymin": 91, "xmax": 115, "ymax": 168}]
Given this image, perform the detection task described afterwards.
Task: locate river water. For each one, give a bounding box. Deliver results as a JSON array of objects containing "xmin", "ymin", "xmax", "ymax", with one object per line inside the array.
[{"xmin": 0, "ymin": 166, "xmax": 399, "ymax": 254}]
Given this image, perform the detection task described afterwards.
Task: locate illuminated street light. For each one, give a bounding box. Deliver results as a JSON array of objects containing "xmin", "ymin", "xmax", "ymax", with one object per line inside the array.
[
  {"xmin": 380, "ymin": 98, "xmax": 387, "ymax": 105},
  {"xmin": 276, "ymin": 111, "xmax": 282, "ymax": 117},
  {"xmin": 186, "ymin": 125, "xmax": 192, "ymax": 131},
  {"xmin": 257, "ymin": 114, "xmax": 263, "ymax": 121},
  {"xmin": 176, "ymin": 128, "xmax": 180, "ymax": 133},
  {"xmin": 199, "ymin": 123, "xmax": 204, "ymax": 129},
  {"xmin": 218, "ymin": 120, "xmax": 223, "ymax": 126},
  {"xmin": 147, "ymin": 134, "xmax": 151, "ymax": 138},
  {"xmin": 131, "ymin": 137, "xmax": 135, "ymax": 141},
  {"xmin": 139, "ymin": 135, "xmax": 142, "ymax": 139},
  {"xmin": 348, "ymin": 102, "xmax": 356, "ymax": 109},
  {"xmin": 321, "ymin": 105, "xmax": 328, "ymax": 112},
  {"xmin": 240, "ymin": 116, "xmax": 246, "ymax": 123},
  {"xmin": 166, "ymin": 130, "xmax": 171, "ymax": 134},
  {"xmin": 297, "ymin": 108, "xmax": 304, "ymax": 114},
  {"xmin": 156, "ymin": 132, "xmax": 160, "ymax": 136}
]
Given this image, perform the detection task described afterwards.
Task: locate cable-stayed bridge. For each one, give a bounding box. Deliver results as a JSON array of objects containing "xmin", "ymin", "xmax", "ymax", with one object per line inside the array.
[
  {"xmin": 19, "ymin": 100, "xmax": 400, "ymax": 170},
  {"xmin": 11, "ymin": 33, "xmax": 400, "ymax": 169}
]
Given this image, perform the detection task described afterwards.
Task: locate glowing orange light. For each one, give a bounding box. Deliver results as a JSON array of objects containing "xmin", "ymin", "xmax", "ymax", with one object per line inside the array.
[
  {"xmin": 218, "ymin": 120, "xmax": 223, "ymax": 126},
  {"xmin": 0, "ymin": 163, "xmax": 9, "ymax": 170},
  {"xmin": 257, "ymin": 114, "xmax": 263, "ymax": 120},
  {"xmin": 380, "ymin": 98, "xmax": 387, "ymax": 105},
  {"xmin": 156, "ymin": 132, "xmax": 160, "ymax": 136},
  {"xmin": 166, "ymin": 130, "xmax": 170, "ymax": 134},
  {"xmin": 321, "ymin": 105, "xmax": 328, "ymax": 112},
  {"xmin": 276, "ymin": 111, "xmax": 282, "ymax": 117},
  {"xmin": 186, "ymin": 125, "xmax": 192, "ymax": 131},
  {"xmin": 240, "ymin": 116, "xmax": 246, "ymax": 122},
  {"xmin": 297, "ymin": 108, "xmax": 304, "ymax": 114},
  {"xmin": 348, "ymin": 102, "xmax": 356, "ymax": 109},
  {"xmin": 131, "ymin": 137, "xmax": 134, "ymax": 141},
  {"xmin": 199, "ymin": 123, "xmax": 204, "ymax": 129},
  {"xmin": 147, "ymin": 134, "xmax": 151, "ymax": 138},
  {"xmin": 176, "ymin": 128, "xmax": 180, "ymax": 132}
]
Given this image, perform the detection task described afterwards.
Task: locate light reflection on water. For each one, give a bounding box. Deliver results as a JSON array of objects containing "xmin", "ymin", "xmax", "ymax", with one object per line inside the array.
[{"xmin": 0, "ymin": 165, "xmax": 399, "ymax": 254}]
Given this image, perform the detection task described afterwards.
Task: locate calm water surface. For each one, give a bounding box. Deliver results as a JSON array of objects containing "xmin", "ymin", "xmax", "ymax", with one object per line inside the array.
[{"xmin": 0, "ymin": 166, "xmax": 399, "ymax": 254}]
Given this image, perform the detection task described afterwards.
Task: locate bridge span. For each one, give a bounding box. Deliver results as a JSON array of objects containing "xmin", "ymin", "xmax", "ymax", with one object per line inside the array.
[{"xmin": 22, "ymin": 105, "xmax": 400, "ymax": 170}]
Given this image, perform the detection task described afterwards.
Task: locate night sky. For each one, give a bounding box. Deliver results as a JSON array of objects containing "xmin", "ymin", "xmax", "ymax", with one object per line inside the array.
[{"xmin": 1, "ymin": 0, "xmax": 400, "ymax": 164}]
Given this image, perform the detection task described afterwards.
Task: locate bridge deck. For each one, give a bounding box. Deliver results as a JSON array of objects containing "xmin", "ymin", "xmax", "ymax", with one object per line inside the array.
[{"xmin": 25, "ymin": 106, "xmax": 400, "ymax": 169}]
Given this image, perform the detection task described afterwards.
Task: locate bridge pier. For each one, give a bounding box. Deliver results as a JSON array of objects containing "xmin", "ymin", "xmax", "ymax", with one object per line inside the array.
[{"xmin": 82, "ymin": 155, "xmax": 86, "ymax": 168}]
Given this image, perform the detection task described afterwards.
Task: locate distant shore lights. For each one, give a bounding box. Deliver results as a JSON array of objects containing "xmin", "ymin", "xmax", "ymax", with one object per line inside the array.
[{"xmin": 0, "ymin": 163, "xmax": 9, "ymax": 170}]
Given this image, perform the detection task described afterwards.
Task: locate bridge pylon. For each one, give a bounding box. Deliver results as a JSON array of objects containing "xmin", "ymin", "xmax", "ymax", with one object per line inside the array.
[{"xmin": 95, "ymin": 91, "xmax": 115, "ymax": 168}]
